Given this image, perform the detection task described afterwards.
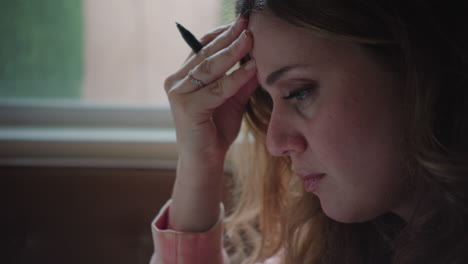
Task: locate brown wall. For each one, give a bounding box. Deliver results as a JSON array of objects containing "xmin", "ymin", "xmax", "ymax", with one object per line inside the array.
[{"xmin": 1, "ymin": 167, "xmax": 176, "ymax": 264}]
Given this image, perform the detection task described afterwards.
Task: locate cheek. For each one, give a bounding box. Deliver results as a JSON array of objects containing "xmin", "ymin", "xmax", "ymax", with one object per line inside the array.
[
  {"xmin": 310, "ymin": 69, "xmax": 405, "ymax": 176},
  {"xmin": 305, "ymin": 85, "xmax": 407, "ymax": 222},
  {"xmin": 309, "ymin": 95, "xmax": 379, "ymax": 170}
]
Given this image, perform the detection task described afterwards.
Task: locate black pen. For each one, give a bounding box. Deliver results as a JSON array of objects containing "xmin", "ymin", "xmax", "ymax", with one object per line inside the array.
[{"xmin": 176, "ymin": 22, "xmax": 203, "ymax": 53}]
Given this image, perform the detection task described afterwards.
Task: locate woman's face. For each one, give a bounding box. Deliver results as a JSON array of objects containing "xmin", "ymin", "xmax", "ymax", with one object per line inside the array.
[{"xmin": 248, "ymin": 12, "xmax": 411, "ymax": 223}]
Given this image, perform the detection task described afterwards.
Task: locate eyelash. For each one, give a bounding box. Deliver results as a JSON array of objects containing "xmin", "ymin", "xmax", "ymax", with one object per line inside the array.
[{"xmin": 282, "ymin": 84, "xmax": 316, "ymax": 101}]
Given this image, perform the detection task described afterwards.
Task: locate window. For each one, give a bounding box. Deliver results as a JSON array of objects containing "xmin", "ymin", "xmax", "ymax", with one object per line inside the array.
[{"xmin": 0, "ymin": 0, "xmax": 235, "ymax": 168}]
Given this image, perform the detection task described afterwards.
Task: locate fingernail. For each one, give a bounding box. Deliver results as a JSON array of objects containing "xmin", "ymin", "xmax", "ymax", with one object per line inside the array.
[
  {"xmin": 241, "ymin": 30, "xmax": 247, "ymax": 40},
  {"xmin": 239, "ymin": 30, "xmax": 251, "ymax": 42},
  {"xmin": 244, "ymin": 30, "xmax": 251, "ymax": 39},
  {"xmin": 244, "ymin": 60, "xmax": 256, "ymax": 71}
]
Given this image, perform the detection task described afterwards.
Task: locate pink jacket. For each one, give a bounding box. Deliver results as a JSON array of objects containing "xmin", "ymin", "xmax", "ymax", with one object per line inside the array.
[{"xmin": 150, "ymin": 200, "xmax": 281, "ymax": 264}]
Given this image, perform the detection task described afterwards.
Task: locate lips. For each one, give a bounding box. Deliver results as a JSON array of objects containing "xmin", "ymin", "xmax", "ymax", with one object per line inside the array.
[{"xmin": 297, "ymin": 173, "xmax": 326, "ymax": 193}]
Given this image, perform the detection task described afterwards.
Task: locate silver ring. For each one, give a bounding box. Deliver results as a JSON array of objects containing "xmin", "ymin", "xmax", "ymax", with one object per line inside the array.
[{"xmin": 188, "ymin": 74, "xmax": 205, "ymax": 88}]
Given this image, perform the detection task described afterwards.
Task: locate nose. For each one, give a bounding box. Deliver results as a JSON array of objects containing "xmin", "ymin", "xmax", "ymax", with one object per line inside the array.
[{"xmin": 266, "ymin": 107, "xmax": 307, "ymax": 157}]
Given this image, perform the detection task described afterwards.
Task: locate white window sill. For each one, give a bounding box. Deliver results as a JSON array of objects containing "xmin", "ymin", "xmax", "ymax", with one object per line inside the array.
[{"xmin": 0, "ymin": 99, "xmax": 178, "ymax": 169}]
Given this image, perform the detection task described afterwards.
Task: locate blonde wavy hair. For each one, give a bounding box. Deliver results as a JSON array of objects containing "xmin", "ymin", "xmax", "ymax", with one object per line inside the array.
[{"xmin": 224, "ymin": 0, "xmax": 468, "ymax": 263}]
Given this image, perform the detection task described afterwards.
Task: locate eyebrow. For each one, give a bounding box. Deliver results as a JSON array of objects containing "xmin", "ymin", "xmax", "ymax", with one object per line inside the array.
[{"xmin": 265, "ymin": 64, "xmax": 308, "ymax": 86}]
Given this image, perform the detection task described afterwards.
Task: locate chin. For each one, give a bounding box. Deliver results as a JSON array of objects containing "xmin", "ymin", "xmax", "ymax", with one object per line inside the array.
[{"xmin": 319, "ymin": 199, "xmax": 380, "ymax": 224}]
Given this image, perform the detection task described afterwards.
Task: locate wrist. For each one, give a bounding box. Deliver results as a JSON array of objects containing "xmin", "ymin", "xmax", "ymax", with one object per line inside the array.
[
  {"xmin": 177, "ymin": 149, "xmax": 226, "ymax": 171},
  {"xmin": 175, "ymin": 157, "xmax": 225, "ymax": 189}
]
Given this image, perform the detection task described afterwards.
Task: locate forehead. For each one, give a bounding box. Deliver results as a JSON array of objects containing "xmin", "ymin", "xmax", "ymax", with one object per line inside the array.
[
  {"xmin": 249, "ymin": 11, "xmax": 373, "ymax": 87},
  {"xmin": 247, "ymin": 12, "xmax": 354, "ymax": 85},
  {"xmin": 247, "ymin": 12, "xmax": 317, "ymax": 61}
]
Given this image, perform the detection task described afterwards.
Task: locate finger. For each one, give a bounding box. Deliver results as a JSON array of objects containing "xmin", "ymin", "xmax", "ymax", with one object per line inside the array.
[
  {"xmin": 183, "ymin": 24, "xmax": 232, "ymax": 61},
  {"xmin": 231, "ymin": 74, "xmax": 259, "ymax": 107},
  {"xmin": 199, "ymin": 24, "xmax": 232, "ymax": 46},
  {"xmin": 177, "ymin": 15, "xmax": 248, "ymax": 78},
  {"xmin": 212, "ymin": 76, "xmax": 258, "ymax": 140},
  {"xmin": 190, "ymin": 29, "xmax": 252, "ymax": 87},
  {"xmin": 191, "ymin": 59, "xmax": 257, "ymax": 111},
  {"xmin": 171, "ymin": 29, "xmax": 253, "ymax": 94}
]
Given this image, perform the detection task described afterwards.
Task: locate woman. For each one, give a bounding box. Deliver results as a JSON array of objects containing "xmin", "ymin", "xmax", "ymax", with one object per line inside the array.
[{"xmin": 151, "ymin": 0, "xmax": 468, "ymax": 263}]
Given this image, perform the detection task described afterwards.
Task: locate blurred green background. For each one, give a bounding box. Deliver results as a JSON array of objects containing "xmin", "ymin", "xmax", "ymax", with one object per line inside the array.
[
  {"xmin": 220, "ymin": 0, "xmax": 236, "ymax": 24},
  {"xmin": 0, "ymin": 0, "xmax": 83, "ymax": 99}
]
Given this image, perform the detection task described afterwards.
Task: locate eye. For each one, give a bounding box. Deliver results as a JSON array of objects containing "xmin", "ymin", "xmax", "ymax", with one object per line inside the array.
[{"xmin": 282, "ymin": 84, "xmax": 316, "ymax": 101}]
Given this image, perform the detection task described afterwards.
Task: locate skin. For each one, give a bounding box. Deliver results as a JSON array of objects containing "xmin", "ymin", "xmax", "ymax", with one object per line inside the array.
[
  {"xmin": 165, "ymin": 16, "xmax": 258, "ymax": 232},
  {"xmin": 248, "ymin": 12, "xmax": 412, "ymax": 223},
  {"xmin": 165, "ymin": 11, "xmax": 415, "ymax": 232}
]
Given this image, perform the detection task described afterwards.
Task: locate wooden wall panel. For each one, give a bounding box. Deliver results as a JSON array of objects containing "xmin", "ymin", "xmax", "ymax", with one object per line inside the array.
[{"xmin": 0, "ymin": 167, "xmax": 176, "ymax": 264}]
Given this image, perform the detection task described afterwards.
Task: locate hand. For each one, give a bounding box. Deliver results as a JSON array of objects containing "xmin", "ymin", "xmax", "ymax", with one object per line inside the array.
[{"xmin": 164, "ymin": 16, "xmax": 258, "ymax": 168}]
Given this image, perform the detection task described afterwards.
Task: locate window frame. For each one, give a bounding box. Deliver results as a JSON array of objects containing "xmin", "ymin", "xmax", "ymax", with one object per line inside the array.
[
  {"xmin": 0, "ymin": 99, "xmax": 177, "ymax": 169},
  {"xmin": 0, "ymin": 1, "xmax": 239, "ymax": 169}
]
